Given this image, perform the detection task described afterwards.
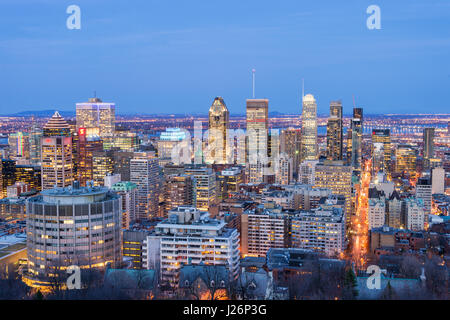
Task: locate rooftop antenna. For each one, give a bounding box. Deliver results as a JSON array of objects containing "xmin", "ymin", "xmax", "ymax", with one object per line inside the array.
[
  {"xmin": 352, "ymin": 94, "xmax": 356, "ymax": 108},
  {"xmin": 252, "ymin": 69, "xmax": 256, "ymax": 99},
  {"xmin": 302, "ymin": 78, "xmax": 305, "ymax": 105}
]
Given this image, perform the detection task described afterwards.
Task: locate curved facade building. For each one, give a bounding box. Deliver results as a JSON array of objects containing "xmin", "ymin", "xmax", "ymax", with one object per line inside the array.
[{"xmin": 25, "ymin": 183, "xmax": 122, "ymax": 287}]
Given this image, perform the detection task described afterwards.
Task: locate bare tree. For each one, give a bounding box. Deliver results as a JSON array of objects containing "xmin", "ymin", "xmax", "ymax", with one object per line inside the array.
[
  {"xmin": 424, "ymin": 256, "xmax": 448, "ymax": 299},
  {"xmin": 399, "ymin": 255, "xmax": 422, "ymax": 279},
  {"xmin": 0, "ymin": 263, "xmax": 31, "ymax": 299}
]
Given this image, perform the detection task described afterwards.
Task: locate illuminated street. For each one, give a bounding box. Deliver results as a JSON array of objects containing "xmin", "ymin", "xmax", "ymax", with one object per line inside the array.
[{"xmin": 348, "ymin": 160, "xmax": 372, "ymax": 268}]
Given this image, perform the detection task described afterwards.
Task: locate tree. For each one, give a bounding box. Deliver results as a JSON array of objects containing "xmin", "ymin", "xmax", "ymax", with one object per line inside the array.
[
  {"xmin": 33, "ymin": 290, "xmax": 44, "ymax": 300},
  {"xmin": 424, "ymin": 256, "xmax": 448, "ymax": 299},
  {"xmin": 343, "ymin": 268, "xmax": 358, "ymax": 299},
  {"xmin": 399, "ymin": 255, "xmax": 422, "ymax": 279},
  {"xmin": 380, "ymin": 281, "xmax": 395, "ymax": 300},
  {"xmin": 0, "ymin": 263, "xmax": 31, "ymax": 299}
]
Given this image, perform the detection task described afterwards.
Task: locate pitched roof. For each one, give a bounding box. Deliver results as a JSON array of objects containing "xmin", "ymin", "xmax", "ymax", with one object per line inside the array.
[
  {"xmin": 179, "ymin": 264, "xmax": 229, "ymax": 288},
  {"xmin": 43, "ymin": 111, "xmax": 70, "ymax": 130}
]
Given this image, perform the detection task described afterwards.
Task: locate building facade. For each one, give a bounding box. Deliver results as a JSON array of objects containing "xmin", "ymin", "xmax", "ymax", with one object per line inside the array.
[
  {"xmin": 301, "ymin": 94, "xmax": 318, "ymax": 162},
  {"xmin": 25, "ymin": 183, "xmax": 122, "ymax": 287},
  {"xmin": 41, "ymin": 111, "xmax": 74, "ymax": 190}
]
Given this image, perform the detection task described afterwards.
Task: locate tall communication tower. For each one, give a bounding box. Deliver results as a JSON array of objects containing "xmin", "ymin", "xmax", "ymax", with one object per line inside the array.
[{"xmin": 252, "ymin": 69, "xmax": 256, "ymax": 99}]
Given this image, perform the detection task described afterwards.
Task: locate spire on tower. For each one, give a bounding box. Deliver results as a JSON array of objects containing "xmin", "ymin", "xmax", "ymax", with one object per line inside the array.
[
  {"xmin": 252, "ymin": 69, "xmax": 256, "ymax": 99},
  {"xmin": 302, "ymin": 78, "xmax": 304, "ymax": 105}
]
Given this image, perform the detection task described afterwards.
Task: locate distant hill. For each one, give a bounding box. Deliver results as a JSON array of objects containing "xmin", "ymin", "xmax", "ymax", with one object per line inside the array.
[{"xmin": 1, "ymin": 110, "xmax": 75, "ymax": 117}]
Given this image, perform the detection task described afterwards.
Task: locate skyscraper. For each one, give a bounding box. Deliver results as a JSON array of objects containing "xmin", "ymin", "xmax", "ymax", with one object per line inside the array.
[
  {"xmin": 76, "ymin": 97, "xmax": 115, "ymax": 138},
  {"xmin": 92, "ymin": 151, "xmax": 115, "ymax": 186},
  {"xmin": 184, "ymin": 165, "xmax": 216, "ymax": 212},
  {"xmin": 280, "ymin": 128, "xmax": 301, "ymax": 175},
  {"xmin": 326, "ymin": 101, "xmax": 343, "ymax": 161},
  {"xmin": 41, "ymin": 111, "xmax": 73, "ymax": 190},
  {"xmin": 157, "ymin": 128, "xmax": 187, "ymax": 160},
  {"xmin": 395, "ymin": 144, "xmax": 417, "ymax": 177},
  {"xmin": 8, "ymin": 132, "xmax": 30, "ymax": 161},
  {"xmin": 372, "ymin": 129, "xmax": 392, "ymax": 174},
  {"xmin": 301, "ymin": 94, "xmax": 318, "ymax": 162},
  {"xmin": 314, "ymin": 161, "xmax": 353, "ymax": 220},
  {"xmin": 431, "ymin": 167, "xmax": 445, "ymax": 195},
  {"xmin": 207, "ymin": 97, "xmax": 230, "ymax": 164},
  {"xmin": 423, "ymin": 127, "xmax": 435, "ymax": 160},
  {"xmin": 246, "ymin": 99, "xmax": 269, "ymax": 183},
  {"xmin": 350, "ymin": 107, "xmax": 363, "ymax": 171},
  {"xmin": 163, "ymin": 174, "xmax": 195, "ymax": 214},
  {"xmin": 76, "ymin": 128, "xmax": 104, "ymax": 186},
  {"xmin": 29, "ymin": 121, "xmax": 43, "ymax": 165},
  {"xmin": 1, "ymin": 159, "xmax": 15, "ymax": 198}
]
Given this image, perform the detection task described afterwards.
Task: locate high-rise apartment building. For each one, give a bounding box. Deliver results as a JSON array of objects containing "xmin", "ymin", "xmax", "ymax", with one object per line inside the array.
[
  {"xmin": 395, "ymin": 144, "xmax": 417, "ymax": 177},
  {"xmin": 123, "ymin": 229, "xmax": 151, "ymax": 269},
  {"xmin": 326, "ymin": 101, "xmax": 343, "ymax": 161},
  {"xmin": 405, "ymin": 198, "xmax": 425, "ymax": 231},
  {"xmin": 184, "ymin": 165, "xmax": 216, "ymax": 212},
  {"xmin": 280, "ymin": 128, "xmax": 301, "ymax": 175},
  {"xmin": 372, "ymin": 129, "xmax": 391, "ymax": 174},
  {"xmin": 41, "ymin": 112, "xmax": 73, "ymax": 190},
  {"xmin": 431, "ymin": 167, "xmax": 445, "ymax": 195},
  {"xmin": 314, "ymin": 161, "xmax": 353, "ymax": 219},
  {"xmin": 76, "ymin": 97, "xmax": 115, "ymax": 138},
  {"xmin": 76, "ymin": 128, "xmax": 104, "ymax": 186},
  {"xmin": 368, "ymin": 197, "xmax": 386, "ymax": 230},
  {"xmin": 301, "ymin": 94, "xmax": 318, "ymax": 162},
  {"xmin": 298, "ymin": 160, "xmax": 319, "ymax": 185},
  {"xmin": 423, "ymin": 127, "xmax": 435, "ymax": 160},
  {"xmin": 25, "ymin": 183, "xmax": 122, "ymax": 288},
  {"xmin": 275, "ymin": 153, "xmax": 293, "ymax": 185},
  {"xmin": 130, "ymin": 152, "xmax": 160, "ymax": 220},
  {"xmin": 143, "ymin": 206, "xmax": 240, "ymax": 286},
  {"xmin": 241, "ymin": 203, "xmax": 290, "ymax": 257},
  {"xmin": 416, "ymin": 177, "xmax": 432, "ymax": 217},
  {"xmin": 246, "ymin": 99, "xmax": 269, "ymax": 184},
  {"xmin": 29, "ymin": 122, "xmax": 43, "ymax": 165},
  {"xmin": 163, "ymin": 174, "xmax": 195, "ymax": 214},
  {"xmin": 111, "ymin": 181, "xmax": 138, "ymax": 228},
  {"xmin": 386, "ymin": 191, "xmax": 405, "ymax": 229},
  {"xmin": 291, "ymin": 207, "xmax": 345, "ymax": 256},
  {"xmin": 216, "ymin": 167, "xmax": 244, "ymax": 201},
  {"xmin": 207, "ymin": 97, "xmax": 230, "ymax": 164}
]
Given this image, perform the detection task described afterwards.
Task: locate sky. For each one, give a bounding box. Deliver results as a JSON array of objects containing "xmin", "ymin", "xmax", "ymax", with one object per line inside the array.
[{"xmin": 0, "ymin": 0, "xmax": 449, "ymax": 115}]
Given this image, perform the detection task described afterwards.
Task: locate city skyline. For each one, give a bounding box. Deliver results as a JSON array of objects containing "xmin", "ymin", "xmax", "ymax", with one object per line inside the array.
[
  {"xmin": 1, "ymin": 1, "xmax": 450, "ymax": 115},
  {"xmin": 0, "ymin": 1, "xmax": 448, "ymax": 304}
]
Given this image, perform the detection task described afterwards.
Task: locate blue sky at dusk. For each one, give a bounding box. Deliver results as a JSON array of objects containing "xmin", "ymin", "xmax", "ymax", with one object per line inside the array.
[{"xmin": 0, "ymin": 0, "xmax": 449, "ymax": 115}]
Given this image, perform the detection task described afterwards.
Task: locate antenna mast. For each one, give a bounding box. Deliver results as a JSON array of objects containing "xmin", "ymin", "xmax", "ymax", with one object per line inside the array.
[
  {"xmin": 302, "ymin": 78, "xmax": 304, "ymax": 104},
  {"xmin": 252, "ymin": 69, "xmax": 256, "ymax": 99}
]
